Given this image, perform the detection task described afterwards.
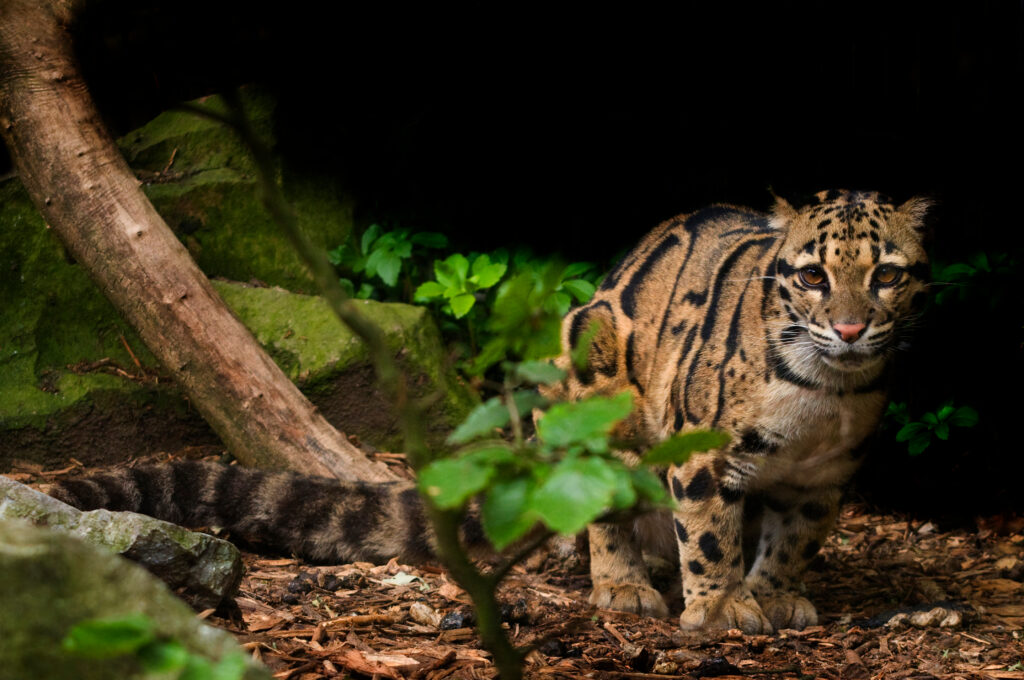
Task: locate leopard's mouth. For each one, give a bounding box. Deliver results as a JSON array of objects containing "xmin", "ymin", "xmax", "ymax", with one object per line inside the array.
[{"xmin": 819, "ymin": 349, "xmax": 882, "ymax": 372}]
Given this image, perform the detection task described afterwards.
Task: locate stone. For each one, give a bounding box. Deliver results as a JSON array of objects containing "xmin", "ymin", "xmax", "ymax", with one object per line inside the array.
[
  {"xmin": 0, "ymin": 475, "xmax": 242, "ymax": 609},
  {"xmin": 0, "ymin": 520, "xmax": 269, "ymax": 680}
]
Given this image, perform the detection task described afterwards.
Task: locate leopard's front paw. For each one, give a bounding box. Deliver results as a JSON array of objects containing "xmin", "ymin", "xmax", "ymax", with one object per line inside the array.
[
  {"xmin": 679, "ymin": 591, "xmax": 772, "ymax": 634},
  {"xmin": 590, "ymin": 581, "xmax": 669, "ymax": 618},
  {"xmin": 756, "ymin": 592, "xmax": 818, "ymax": 630}
]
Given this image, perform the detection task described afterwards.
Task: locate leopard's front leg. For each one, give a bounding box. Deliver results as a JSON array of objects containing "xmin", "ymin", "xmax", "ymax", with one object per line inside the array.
[
  {"xmin": 744, "ymin": 487, "xmax": 841, "ymax": 630},
  {"xmin": 671, "ymin": 453, "xmax": 771, "ymax": 634},
  {"xmin": 588, "ymin": 522, "xmax": 669, "ymax": 617}
]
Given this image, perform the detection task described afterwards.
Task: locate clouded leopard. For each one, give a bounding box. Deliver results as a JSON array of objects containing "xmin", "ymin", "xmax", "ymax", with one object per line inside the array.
[
  {"xmin": 49, "ymin": 189, "xmax": 929, "ymax": 634},
  {"xmin": 550, "ymin": 188, "xmax": 929, "ymax": 632}
]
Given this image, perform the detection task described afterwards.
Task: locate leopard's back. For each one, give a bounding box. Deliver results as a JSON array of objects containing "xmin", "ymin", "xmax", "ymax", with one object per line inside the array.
[{"xmin": 559, "ymin": 205, "xmax": 780, "ymax": 442}]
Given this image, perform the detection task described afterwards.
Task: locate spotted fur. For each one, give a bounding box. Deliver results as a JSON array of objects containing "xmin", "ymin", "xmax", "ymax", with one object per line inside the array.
[{"xmin": 552, "ymin": 189, "xmax": 929, "ymax": 632}]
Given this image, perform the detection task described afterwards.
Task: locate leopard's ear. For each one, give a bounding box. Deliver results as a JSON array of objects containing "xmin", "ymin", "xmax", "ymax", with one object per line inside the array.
[
  {"xmin": 893, "ymin": 196, "xmax": 933, "ymax": 233},
  {"xmin": 768, "ymin": 192, "xmax": 798, "ymax": 230}
]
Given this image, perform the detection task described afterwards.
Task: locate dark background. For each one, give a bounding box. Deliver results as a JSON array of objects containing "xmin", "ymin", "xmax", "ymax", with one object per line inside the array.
[{"xmin": 8, "ymin": 1, "xmax": 1023, "ymax": 518}]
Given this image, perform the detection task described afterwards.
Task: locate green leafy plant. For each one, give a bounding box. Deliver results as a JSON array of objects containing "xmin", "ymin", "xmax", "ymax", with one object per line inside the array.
[
  {"xmin": 62, "ymin": 614, "xmax": 248, "ymax": 679},
  {"xmin": 328, "ymin": 224, "xmax": 448, "ymax": 299},
  {"xmin": 932, "ymin": 251, "xmax": 1016, "ymax": 307},
  {"xmin": 886, "ymin": 401, "xmax": 980, "ymax": 455},
  {"xmin": 414, "ymin": 252, "xmax": 508, "ymax": 318},
  {"xmin": 419, "ymin": 363, "xmax": 730, "ymax": 550}
]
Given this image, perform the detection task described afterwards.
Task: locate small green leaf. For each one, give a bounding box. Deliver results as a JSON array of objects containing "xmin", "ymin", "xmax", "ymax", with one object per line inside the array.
[
  {"xmin": 448, "ymin": 397, "xmax": 511, "ymax": 444},
  {"xmin": 631, "ymin": 468, "xmax": 669, "ymax": 505},
  {"xmin": 949, "ymin": 406, "xmax": 979, "ymax": 428},
  {"xmin": 449, "ymin": 293, "xmax": 477, "ymax": 318},
  {"xmin": 641, "ymin": 430, "xmax": 731, "ymax": 465},
  {"xmin": 608, "ymin": 462, "xmax": 638, "ymax": 510},
  {"xmin": 936, "ymin": 263, "xmax": 975, "ymax": 280},
  {"xmin": 414, "ymin": 280, "xmax": 446, "ymax": 301},
  {"xmin": 970, "ymin": 251, "xmax": 991, "ymax": 272},
  {"xmin": 356, "ymin": 282, "xmax": 375, "ymax": 299},
  {"xmin": 537, "ymin": 392, "xmax": 633, "ymax": 453},
  {"xmin": 464, "ymin": 444, "xmax": 518, "ymax": 467},
  {"xmin": 138, "ymin": 640, "xmax": 189, "ymax": 672},
  {"xmin": 327, "ymin": 245, "xmax": 345, "ymax": 267},
  {"xmin": 934, "ymin": 422, "xmax": 950, "ymax": 440},
  {"xmin": 62, "ymin": 614, "xmax": 155, "ymax": 658},
  {"xmin": 936, "ymin": 404, "xmax": 956, "ymax": 421},
  {"xmin": 367, "ymin": 249, "xmax": 402, "ymax": 287},
  {"xmin": 561, "ymin": 278, "xmax": 596, "ymax": 304},
  {"xmin": 921, "ymin": 412, "xmax": 939, "ymax": 427},
  {"xmin": 471, "ymin": 259, "xmax": 508, "ymax": 289},
  {"xmin": 549, "ymin": 290, "xmax": 573, "ymax": 316},
  {"xmin": 896, "ymin": 422, "xmax": 927, "ymax": 442},
  {"xmin": 411, "ymin": 232, "xmax": 449, "ymax": 248},
  {"xmin": 885, "ymin": 401, "xmax": 909, "ymax": 424},
  {"xmin": 360, "ymin": 223, "xmax": 382, "ymax": 255},
  {"xmin": 562, "ymin": 262, "xmax": 594, "ymax": 279},
  {"xmin": 435, "ymin": 253, "xmax": 470, "ymax": 289},
  {"xmin": 514, "ymin": 360, "xmax": 567, "ymax": 385},
  {"xmin": 481, "ymin": 477, "xmax": 538, "ymax": 550},
  {"xmin": 908, "ymin": 434, "xmax": 931, "ymax": 456},
  {"xmin": 419, "ymin": 457, "xmax": 494, "ymax": 509},
  {"xmin": 471, "ymin": 262, "xmax": 507, "ymax": 288},
  {"xmin": 511, "ymin": 389, "xmax": 548, "ymax": 415},
  {"xmin": 529, "ymin": 456, "xmax": 620, "ymax": 534}
]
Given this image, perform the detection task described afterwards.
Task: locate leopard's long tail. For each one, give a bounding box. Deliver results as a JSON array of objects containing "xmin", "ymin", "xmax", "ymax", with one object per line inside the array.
[{"xmin": 48, "ymin": 460, "xmax": 436, "ymax": 564}]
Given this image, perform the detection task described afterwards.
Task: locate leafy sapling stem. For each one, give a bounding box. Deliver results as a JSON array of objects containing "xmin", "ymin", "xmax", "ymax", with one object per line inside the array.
[{"xmin": 504, "ymin": 381, "xmax": 525, "ymax": 448}]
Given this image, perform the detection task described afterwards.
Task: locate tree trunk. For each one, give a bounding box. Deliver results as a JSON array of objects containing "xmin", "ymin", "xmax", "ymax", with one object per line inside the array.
[{"xmin": 0, "ymin": 0, "xmax": 395, "ymax": 483}]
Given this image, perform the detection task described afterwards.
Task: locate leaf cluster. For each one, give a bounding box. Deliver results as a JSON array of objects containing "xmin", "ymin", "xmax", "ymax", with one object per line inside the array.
[
  {"xmin": 932, "ymin": 251, "xmax": 1016, "ymax": 307},
  {"xmin": 328, "ymin": 224, "xmax": 448, "ymax": 298},
  {"xmin": 414, "ymin": 252, "xmax": 507, "ymax": 318},
  {"xmin": 419, "ymin": 365, "xmax": 729, "ymax": 549},
  {"xmin": 62, "ymin": 614, "xmax": 247, "ymax": 679},
  {"xmin": 886, "ymin": 401, "xmax": 980, "ymax": 455}
]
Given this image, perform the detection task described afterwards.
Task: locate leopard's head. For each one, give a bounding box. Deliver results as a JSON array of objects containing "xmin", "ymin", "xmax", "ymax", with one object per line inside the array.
[{"xmin": 768, "ymin": 189, "xmax": 930, "ymax": 382}]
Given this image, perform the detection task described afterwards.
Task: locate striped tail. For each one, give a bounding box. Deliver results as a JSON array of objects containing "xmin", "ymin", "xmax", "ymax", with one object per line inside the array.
[{"xmin": 49, "ymin": 461, "xmax": 436, "ymax": 564}]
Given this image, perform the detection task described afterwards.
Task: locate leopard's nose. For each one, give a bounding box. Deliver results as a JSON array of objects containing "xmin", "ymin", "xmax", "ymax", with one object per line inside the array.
[{"xmin": 833, "ymin": 323, "xmax": 866, "ymax": 343}]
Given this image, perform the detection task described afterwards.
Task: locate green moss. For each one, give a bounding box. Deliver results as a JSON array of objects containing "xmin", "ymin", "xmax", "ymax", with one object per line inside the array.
[
  {"xmin": 0, "ymin": 181, "xmax": 155, "ymax": 430},
  {"xmin": 117, "ymin": 89, "xmax": 275, "ymax": 176},
  {"xmin": 118, "ymin": 90, "xmax": 354, "ymax": 292},
  {"xmin": 0, "ymin": 90, "xmax": 470, "ymax": 461}
]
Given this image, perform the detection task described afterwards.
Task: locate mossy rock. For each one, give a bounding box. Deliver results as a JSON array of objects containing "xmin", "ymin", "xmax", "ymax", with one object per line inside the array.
[
  {"xmin": 213, "ymin": 280, "xmax": 476, "ymax": 451},
  {"xmin": 0, "ymin": 91, "xmax": 475, "ymax": 469},
  {"xmin": 118, "ymin": 89, "xmax": 354, "ymax": 293},
  {"xmin": 0, "ymin": 520, "xmax": 268, "ymax": 680}
]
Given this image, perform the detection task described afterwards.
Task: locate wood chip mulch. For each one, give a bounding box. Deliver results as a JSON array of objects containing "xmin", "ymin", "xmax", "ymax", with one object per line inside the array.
[
  {"xmin": 195, "ymin": 502, "xmax": 1022, "ymax": 680},
  {"xmin": 14, "ymin": 455, "xmax": 1024, "ymax": 679}
]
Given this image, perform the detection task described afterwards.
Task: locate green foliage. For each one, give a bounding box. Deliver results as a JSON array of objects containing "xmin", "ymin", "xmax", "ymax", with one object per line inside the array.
[
  {"xmin": 330, "ymin": 224, "xmax": 602, "ymax": 363},
  {"xmin": 886, "ymin": 401, "xmax": 980, "ymax": 455},
  {"xmin": 467, "ymin": 261, "xmax": 588, "ymax": 375},
  {"xmin": 414, "ymin": 252, "xmax": 507, "ymax": 318},
  {"xmin": 641, "ymin": 430, "xmax": 732, "ymax": 465},
  {"xmin": 420, "ymin": 372, "xmax": 729, "ymax": 549},
  {"xmin": 62, "ymin": 614, "xmax": 247, "ymax": 680},
  {"xmin": 536, "ymin": 391, "xmax": 633, "ymax": 454},
  {"xmin": 328, "ymin": 224, "xmax": 448, "ymax": 299},
  {"xmin": 932, "ymin": 251, "xmax": 1016, "ymax": 307}
]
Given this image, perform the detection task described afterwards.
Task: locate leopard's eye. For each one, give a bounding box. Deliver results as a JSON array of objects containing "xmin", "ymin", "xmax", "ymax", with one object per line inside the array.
[
  {"xmin": 873, "ymin": 265, "xmax": 903, "ymax": 286},
  {"xmin": 798, "ymin": 266, "xmax": 828, "ymax": 288}
]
